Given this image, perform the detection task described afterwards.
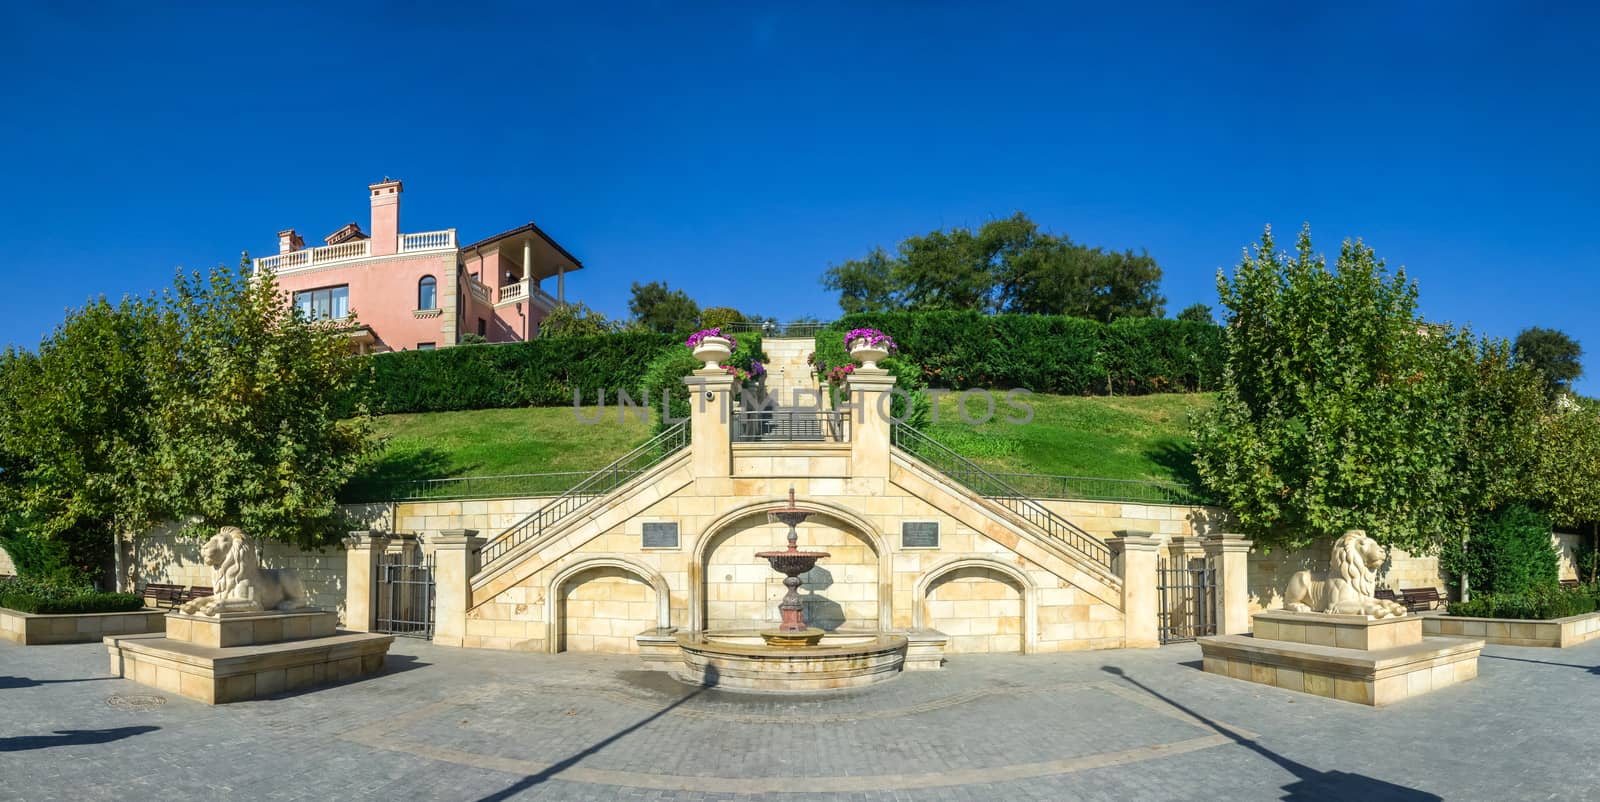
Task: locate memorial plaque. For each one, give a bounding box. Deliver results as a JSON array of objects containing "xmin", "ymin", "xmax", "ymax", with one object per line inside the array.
[
  {"xmin": 902, "ymin": 521, "xmax": 939, "ymax": 548},
  {"xmin": 642, "ymin": 522, "xmax": 679, "ymax": 548}
]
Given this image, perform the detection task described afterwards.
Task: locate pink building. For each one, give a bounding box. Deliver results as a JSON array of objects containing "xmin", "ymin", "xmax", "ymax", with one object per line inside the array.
[{"xmin": 255, "ymin": 179, "xmax": 582, "ymax": 353}]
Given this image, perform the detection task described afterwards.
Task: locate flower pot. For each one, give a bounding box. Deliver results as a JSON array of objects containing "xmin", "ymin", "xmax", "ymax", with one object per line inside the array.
[
  {"xmin": 692, "ymin": 336, "xmax": 733, "ymax": 369},
  {"xmin": 849, "ymin": 340, "xmax": 889, "ymax": 370}
]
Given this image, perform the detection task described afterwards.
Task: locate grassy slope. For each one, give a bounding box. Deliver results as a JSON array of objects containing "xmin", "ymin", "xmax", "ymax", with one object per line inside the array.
[
  {"xmin": 923, "ymin": 392, "xmax": 1211, "ymax": 484},
  {"xmin": 351, "ymin": 394, "xmax": 1211, "ymax": 488}
]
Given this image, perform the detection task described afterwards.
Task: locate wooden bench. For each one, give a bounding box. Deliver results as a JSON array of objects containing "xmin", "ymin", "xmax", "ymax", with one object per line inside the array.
[
  {"xmin": 1400, "ymin": 587, "xmax": 1445, "ymax": 612},
  {"xmin": 140, "ymin": 583, "xmax": 214, "ymax": 609},
  {"xmin": 1374, "ymin": 588, "xmax": 1400, "ymax": 604},
  {"xmin": 1560, "ymin": 578, "xmax": 1582, "ymax": 590}
]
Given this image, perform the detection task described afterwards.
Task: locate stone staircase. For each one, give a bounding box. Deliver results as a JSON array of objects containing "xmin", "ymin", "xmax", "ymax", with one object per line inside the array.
[{"xmin": 760, "ymin": 336, "xmax": 818, "ymax": 407}]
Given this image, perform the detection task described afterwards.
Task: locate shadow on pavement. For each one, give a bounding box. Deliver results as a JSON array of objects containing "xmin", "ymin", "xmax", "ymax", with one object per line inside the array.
[
  {"xmin": 1100, "ymin": 665, "xmax": 1441, "ymax": 801},
  {"xmin": 1481, "ymin": 653, "xmax": 1600, "ymax": 675},
  {"xmin": 0, "ymin": 726, "xmax": 159, "ymax": 752},
  {"xmin": 0, "ymin": 675, "xmax": 114, "ymax": 690}
]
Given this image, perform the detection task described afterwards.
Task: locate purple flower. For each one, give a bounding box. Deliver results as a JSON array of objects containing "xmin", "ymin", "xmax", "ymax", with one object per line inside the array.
[
  {"xmin": 844, "ymin": 328, "xmax": 897, "ymax": 352},
  {"xmin": 686, "ymin": 327, "xmax": 738, "ymax": 351},
  {"xmin": 749, "ymin": 361, "xmax": 767, "ymax": 377}
]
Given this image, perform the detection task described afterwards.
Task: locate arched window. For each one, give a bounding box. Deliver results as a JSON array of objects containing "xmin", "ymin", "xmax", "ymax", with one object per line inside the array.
[{"xmin": 417, "ymin": 275, "xmax": 437, "ymax": 310}]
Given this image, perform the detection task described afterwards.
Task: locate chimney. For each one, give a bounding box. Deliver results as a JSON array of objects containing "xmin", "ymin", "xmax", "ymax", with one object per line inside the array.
[
  {"xmin": 369, "ymin": 179, "xmax": 402, "ymax": 256},
  {"xmin": 278, "ymin": 229, "xmax": 304, "ymax": 254}
]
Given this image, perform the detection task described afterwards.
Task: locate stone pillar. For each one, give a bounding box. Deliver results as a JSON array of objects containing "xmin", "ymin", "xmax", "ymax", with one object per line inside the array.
[
  {"xmin": 342, "ymin": 530, "xmax": 391, "ymax": 632},
  {"xmin": 1108, "ymin": 530, "xmax": 1161, "ymax": 649},
  {"xmin": 683, "ymin": 369, "xmax": 737, "ymax": 477},
  {"xmin": 1203, "ymin": 532, "xmax": 1254, "ymax": 636},
  {"xmin": 844, "ymin": 368, "xmax": 896, "ymax": 478},
  {"xmin": 431, "ymin": 529, "xmax": 484, "ymax": 648}
]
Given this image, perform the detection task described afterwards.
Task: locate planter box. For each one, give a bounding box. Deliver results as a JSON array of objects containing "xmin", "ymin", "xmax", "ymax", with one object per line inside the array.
[
  {"xmin": 1423, "ymin": 612, "xmax": 1600, "ymax": 648},
  {"xmin": 0, "ymin": 607, "xmax": 167, "ymax": 645}
]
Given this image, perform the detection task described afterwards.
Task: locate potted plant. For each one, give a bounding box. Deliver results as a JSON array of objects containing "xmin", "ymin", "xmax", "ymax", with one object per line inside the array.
[
  {"xmin": 845, "ymin": 328, "xmax": 897, "ymax": 370},
  {"xmin": 686, "ymin": 327, "xmax": 737, "ymax": 369}
]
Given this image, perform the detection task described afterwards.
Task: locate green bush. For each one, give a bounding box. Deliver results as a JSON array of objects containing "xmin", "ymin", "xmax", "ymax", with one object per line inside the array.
[
  {"xmin": 639, "ymin": 336, "xmax": 766, "ymax": 436},
  {"xmin": 1448, "ymin": 584, "xmax": 1598, "ymax": 620},
  {"xmin": 700, "ymin": 307, "xmax": 744, "ymax": 329},
  {"xmin": 810, "ymin": 327, "xmax": 929, "ymax": 428},
  {"xmin": 823, "ymin": 311, "xmax": 1220, "ymax": 395},
  {"xmin": 360, "ymin": 333, "xmax": 677, "ymax": 414},
  {"xmin": 0, "ymin": 576, "xmax": 145, "ymax": 614},
  {"xmin": 1443, "ymin": 505, "xmax": 1560, "ymax": 597}
]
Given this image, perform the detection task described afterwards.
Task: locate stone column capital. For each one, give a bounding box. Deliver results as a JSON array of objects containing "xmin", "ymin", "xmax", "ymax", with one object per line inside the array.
[
  {"xmin": 684, "ymin": 370, "xmax": 739, "ymax": 388},
  {"xmin": 844, "ymin": 369, "xmax": 895, "ymax": 392},
  {"xmin": 343, "ymin": 530, "xmax": 391, "ymax": 551},
  {"xmin": 433, "ymin": 529, "xmax": 485, "ymax": 550},
  {"xmin": 1107, "ymin": 530, "xmax": 1161, "ymax": 553},
  {"xmin": 1202, "ymin": 532, "xmax": 1254, "ymax": 556}
]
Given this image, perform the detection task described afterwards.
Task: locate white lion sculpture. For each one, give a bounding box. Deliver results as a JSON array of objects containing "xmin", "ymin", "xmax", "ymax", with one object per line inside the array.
[
  {"xmin": 1282, "ymin": 530, "xmax": 1408, "ymax": 619},
  {"xmin": 177, "ymin": 527, "xmax": 311, "ymax": 617}
]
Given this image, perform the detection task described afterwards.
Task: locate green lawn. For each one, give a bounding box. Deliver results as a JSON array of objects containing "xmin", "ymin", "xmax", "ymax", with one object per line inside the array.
[{"xmin": 345, "ymin": 394, "xmax": 1212, "ymax": 500}]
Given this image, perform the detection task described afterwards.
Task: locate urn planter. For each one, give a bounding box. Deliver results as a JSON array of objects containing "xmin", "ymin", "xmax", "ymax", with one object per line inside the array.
[
  {"xmin": 692, "ymin": 336, "xmax": 733, "ymax": 369},
  {"xmin": 848, "ymin": 340, "xmax": 890, "ymax": 370}
]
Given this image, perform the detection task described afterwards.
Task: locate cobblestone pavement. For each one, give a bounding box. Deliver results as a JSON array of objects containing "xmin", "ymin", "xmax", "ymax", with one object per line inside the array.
[{"xmin": 4, "ymin": 635, "xmax": 1600, "ymax": 801}]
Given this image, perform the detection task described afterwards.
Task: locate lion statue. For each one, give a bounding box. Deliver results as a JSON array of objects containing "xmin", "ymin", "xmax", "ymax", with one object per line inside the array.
[
  {"xmin": 1282, "ymin": 530, "xmax": 1408, "ymax": 619},
  {"xmin": 177, "ymin": 527, "xmax": 311, "ymax": 617}
]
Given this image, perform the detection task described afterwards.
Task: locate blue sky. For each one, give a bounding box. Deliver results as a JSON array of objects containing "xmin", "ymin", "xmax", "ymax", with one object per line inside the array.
[{"xmin": 2, "ymin": 3, "xmax": 1597, "ymax": 390}]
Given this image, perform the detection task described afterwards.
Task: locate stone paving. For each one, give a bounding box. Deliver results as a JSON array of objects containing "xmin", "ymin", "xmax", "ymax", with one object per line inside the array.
[{"xmin": 4, "ymin": 636, "xmax": 1600, "ymax": 801}]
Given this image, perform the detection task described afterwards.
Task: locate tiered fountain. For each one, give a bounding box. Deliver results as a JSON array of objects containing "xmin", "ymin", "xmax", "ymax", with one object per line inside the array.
[{"xmin": 673, "ymin": 488, "xmax": 909, "ymax": 692}]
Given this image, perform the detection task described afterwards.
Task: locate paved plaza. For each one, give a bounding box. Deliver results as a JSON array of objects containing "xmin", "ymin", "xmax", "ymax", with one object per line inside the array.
[{"xmin": 4, "ymin": 636, "xmax": 1599, "ymax": 801}]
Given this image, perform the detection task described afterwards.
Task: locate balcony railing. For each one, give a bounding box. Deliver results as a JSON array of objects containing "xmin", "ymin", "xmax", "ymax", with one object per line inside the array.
[
  {"xmin": 496, "ymin": 280, "xmax": 560, "ymax": 309},
  {"xmin": 254, "ymin": 229, "xmax": 456, "ymax": 274},
  {"xmin": 466, "ymin": 276, "xmax": 491, "ymax": 305},
  {"xmin": 497, "ymin": 281, "xmax": 526, "ymax": 303},
  {"xmin": 734, "ymin": 408, "xmax": 849, "ymax": 442}
]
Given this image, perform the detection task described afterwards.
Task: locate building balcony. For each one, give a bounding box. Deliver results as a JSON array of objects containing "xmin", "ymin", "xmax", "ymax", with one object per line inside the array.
[
  {"xmin": 254, "ymin": 229, "xmax": 458, "ymax": 275},
  {"xmin": 495, "ymin": 279, "xmax": 559, "ymax": 311}
]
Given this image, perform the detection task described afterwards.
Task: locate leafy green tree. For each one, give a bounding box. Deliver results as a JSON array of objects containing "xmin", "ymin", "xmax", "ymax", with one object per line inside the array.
[
  {"xmin": 1513, "ymin": 326, "xmax": 1583, "ymax": 395},
  {"xmin": 1192, "ymin": 225, "xmax": 1474, "ymax": 553},
  {"xmin": 1531, "ymin": 399, "xmax": 1600, "ymax": 528},
  {"xmin": 1443, "ymin": 505, "xmax": 1558, "ymax": 596},
  {"xmin": 539, "ymin": 302, "xmax": 615, "ymax": 338},
  {"xmin": 823, "ymin": 213, "xmax": 1165, "ymax": 321},
  {"xmin": 144, "ymin": 262, "xmax": 378, "ymax": 549},
  {"xmin": 0, "ymin": 296, "xmax": 164, "ymax": 584},
  {"xmin": 627, "ymin": 281, "xmax": 701, "ymax": 334},
  {"xmin": 699, "ymin": 307, "xmax": 744, "ymax": 329},
  {"xmin": 821, "ymin": 247, "xmax": 902, "ymax": 314},
  {"xmin": 1177, "ymin": 303, "xmax": 1214, "ymax": 323}
]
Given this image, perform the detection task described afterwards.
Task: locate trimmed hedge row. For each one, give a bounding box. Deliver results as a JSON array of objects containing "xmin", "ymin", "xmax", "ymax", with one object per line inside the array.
[
  {"xmin": 359, "ymin": 333, "xmax": 677, "ymax": 414},
  {"xmin": 824, "ymin": 311, "xmax": 1222, "ymax": 394},
  {"xmin": 0, "ymin": 576, "xmax": 145, "ymax": 614},
  {"xmin": 1447, "ymin": 584, "xmax": 1598, "ymax": 620}
]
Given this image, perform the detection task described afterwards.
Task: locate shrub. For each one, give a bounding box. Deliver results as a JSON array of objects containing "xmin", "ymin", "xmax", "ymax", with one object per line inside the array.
[
  {"xmin": 1443, "ymin": 505, "xmax": 1560, "ymax": 597},
  {"xmin": 810, "ymin": 327, "xmax": 928, "ymax": 429},
  {"xmin": 1448, "ymin": 584, "xmax": 1598, "ymax": 620},
  {"xmin": 639, "ymin": 336, "xmax": 766, "ymax": 436},
  {"xmin": 0, "ymin": 576, "xmax": 145, "ymax": 614},
  {"xmin": 360, "ymin": 333, "xmax": 677, "ymax": 414},
  {"xmin": 700, "ymin": 307, "xmax": 744, "ymax": 329}
]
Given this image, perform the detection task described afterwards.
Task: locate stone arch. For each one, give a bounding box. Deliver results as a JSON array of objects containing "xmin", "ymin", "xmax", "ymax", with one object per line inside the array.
[
  {"xmin": 546, "ymin": 557, "xmax": 670, "ymax": 654},
  {"xmin": 690, "ymin": 498, "xmax": 891, "ymax": 632},
  {"xmin": 914, "ymin": 557, "xmax": 1037, "ymax": 654}
]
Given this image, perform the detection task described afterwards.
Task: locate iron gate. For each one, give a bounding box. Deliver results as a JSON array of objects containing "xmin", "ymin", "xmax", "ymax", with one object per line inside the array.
[
  {"xmin": 375, "ymin": 549, "xmax": 435, "ymax": 638},
  {"xmin": 1157, "ymin": 556, "xmax": 1215, "ymax": 644}
]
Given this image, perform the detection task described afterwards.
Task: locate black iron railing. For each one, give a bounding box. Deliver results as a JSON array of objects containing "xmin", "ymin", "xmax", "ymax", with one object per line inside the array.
[
  {"xmin": 476, "ymin": 422, "xmax": 690, "ymax": 568},
  {"xmin": 985, "ymin": 473, "xmax": 1212, "ymax": 506},
  {"xmin": 348, "ymin": 471, "xmax": 594, "ymax": 502},
  {"xmin": 716, "ymin": 320, "xmax": 836, "ymax": 337},
  {"xmin": 891, "ymin": 424, "xmax": 1113, "ymax": 570},
  {"xmin": 734, "ymin": 409, "xmax": 850, "ymax": 443}
]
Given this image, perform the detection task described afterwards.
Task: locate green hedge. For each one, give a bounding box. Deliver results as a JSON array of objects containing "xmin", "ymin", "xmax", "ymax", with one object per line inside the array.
[
  {"xmin": 639, "ymin": 336, "xmax": 766, "ymax": 436},
  {"xmin": 822, "ymin": 311, "xmax": 1221, "ymax": 394},
  {"xmin": 0, "ymin": 576, "xmax": 145, "ymax": 614},
  {"xmin": 1448, "ymin": 584, "xmax": 1598, "ymax": 620},
  {"xmin": 360, "ymin": 333, "xmax": 677, "ymax": 414}
]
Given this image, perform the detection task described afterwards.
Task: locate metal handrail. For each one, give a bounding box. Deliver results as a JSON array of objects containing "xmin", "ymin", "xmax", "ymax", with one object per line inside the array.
[
  {"xmin": 891, "ymin": 424, "xmax": 1113, "ymax": 569},
  {"xmin": 346, "ymin": 471, "xmax": 596, "ymax": 502},
  {"xmin": 716, "ymin": 320, "xmax": 835, "ymax": 337},
  {"xmin": 733, "ymin": 408, "xmax": 850, "ymax": 443},
  {"xmin": 477, "ymin": 422, "xmax": 689, "ymax": 567},
  {"xmin": 985, "ymin": 472, "xmax": 1212, "ymax": 507}
]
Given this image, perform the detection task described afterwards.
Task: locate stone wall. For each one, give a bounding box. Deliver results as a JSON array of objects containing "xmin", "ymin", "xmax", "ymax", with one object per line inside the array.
[
  {"xmin": 559, "ymin": 566, "xmax": 657, "ymax": 653},
  {"xmin": 923, "ymin": 566, "xmax": 1024, "ymax": 653},
  {"xmin": 1036, "ymin": 500, "xmax": 1229, "ymax": 541},
  {"xmin": 0, "ymin": 543, "xmax": 14, "ymax": 577}
]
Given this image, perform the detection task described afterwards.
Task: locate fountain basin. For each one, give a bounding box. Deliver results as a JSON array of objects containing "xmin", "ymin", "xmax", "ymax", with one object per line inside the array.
[{"xmin": 675, "ymin": 629, "xmax": 909, "ymax": 692}]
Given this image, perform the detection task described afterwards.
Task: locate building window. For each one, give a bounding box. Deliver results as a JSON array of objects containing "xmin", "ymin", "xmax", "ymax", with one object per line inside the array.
[
  {"xmin": 292, "ymin": 285, "xmax": 349, "ymax": 321},
  {"xmin": 901, "ymin": 522, "xmax": 940, "ymax": 549},
  {"xmin": 477, "ymin": 318, "xmax": 487, "ymax": 337},
  {"xmin": 417, "ymin": 342, "xmax": 436, "ymax": 351},
  {"xmin": 642, "ymin": 522, "xmax": 680, "ymax": 548},
  {"xmin": 418, "ymin": 275, "xmax": 437, "ymax": 310}
]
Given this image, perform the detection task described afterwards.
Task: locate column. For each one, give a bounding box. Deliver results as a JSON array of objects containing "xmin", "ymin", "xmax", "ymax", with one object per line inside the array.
[
  {"xmin": 342, "ymin": 530, "xmax": 391, "ymax": 632},
  {"xmin": 431, "ymin": 529, "xmax": 484, "ymax": 648},
  {"xmin": 844, "ymin": 368, "xmax": 896, "ymax": 478},
  {"xmin": 683, "ymin": 369, "xmax": 737, "ymax": 477},
  {"xmin": 1203, "ymin": 532, "xmax": 1254, "ymax": 636},
  {"xmin": 1108, "ymin": 530, "xmax": 1161, "ymax": 648}
]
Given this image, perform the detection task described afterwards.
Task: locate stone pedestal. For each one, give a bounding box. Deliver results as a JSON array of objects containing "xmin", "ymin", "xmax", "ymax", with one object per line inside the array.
[
  {"xmin": 844, "ymin": 368, "xmax": 896, "ymax": 478},
  {"xmin": 105, "ymin": 608, "xmax": 392, "ymax": 705},
  {"xmin": 1203, "ymin": 532, "xmax": 1253, "ymax": 636},
  {"xmin": 343, "ymin": 530, "xmax": 390, "ymax": 632},
  {"xmin": 635, "ymin": 627, "xmax": 682, "ymax": 672},
  {"xmin": 1200, "ymin": 610, "xmax": 1482, "ymax": 707},
  {"xmin": 431, "ymin": 530, "xmax": 484, "ymax": 648},
  {"xmin": 685, "ymin": 370, "xmax": 737, "ymax": 478},
  {"xmin": 1108, "ymin": 531, "xmax": 1161, "ymax": 648}
]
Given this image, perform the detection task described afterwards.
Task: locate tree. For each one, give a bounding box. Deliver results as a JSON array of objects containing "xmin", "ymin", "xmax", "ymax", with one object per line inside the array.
[
  {"xmin": 699, "ymin": 306, "xmax": 744, "ymax": 329},
  {"xmin": 1192, "ymin": 225, "xmax": 1478, "ymax": 553},
  {"xmin": 1513, "ymin": 327, "xmax": 1583, "ymax": 395},
  {"xmin": 1177, "ymin": 303, "xmax": 1214, "ymax": 323},
  {"xmin": 539, "ymin": 302, "xmax": 614, "ymax": 338},
  {"xmin": 823, "ymin": 213, "xmax": 1166, "ymax": 321},
  {"xmin": 0, "ymin": 296, "xmax": 164, "ymax": 584},
  {"xmin": 627, "ymin": 281, "xmax": 700, "ymax": 334},
  {"xmin": 1531, "ymin": 400, "xmax": 1600, "ymax": 528},
  {"xmin": 143, "ymin": 261, "xmax": 378, "ymax": 549}
]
